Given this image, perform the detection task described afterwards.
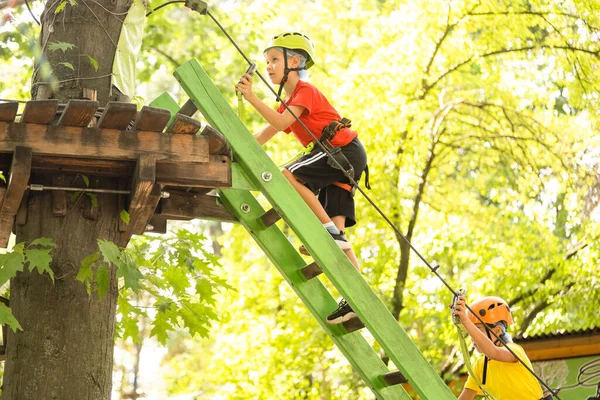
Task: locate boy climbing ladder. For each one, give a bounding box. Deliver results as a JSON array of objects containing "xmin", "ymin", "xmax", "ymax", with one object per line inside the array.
[{"xmin": 235, "ymin": 31, "xmax": 369, "ymax": 324}]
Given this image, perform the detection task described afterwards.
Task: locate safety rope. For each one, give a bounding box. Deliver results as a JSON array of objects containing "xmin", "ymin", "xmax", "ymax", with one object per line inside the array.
[{"xmin": 149, "ymin": 2, "xmax": 560, "ymax": 397}]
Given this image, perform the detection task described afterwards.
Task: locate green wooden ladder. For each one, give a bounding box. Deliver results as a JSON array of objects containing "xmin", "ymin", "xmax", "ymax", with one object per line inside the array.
[{"xmin": 173, "ymin": 59, "xmax": 456, "ymax": 400}]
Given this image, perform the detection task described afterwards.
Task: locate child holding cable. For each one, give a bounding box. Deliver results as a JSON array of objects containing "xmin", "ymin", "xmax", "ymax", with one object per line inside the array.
[
  {"xmin": 453, "ymin": 295, "xmax": 551, "ymax": 400},
  {"xmin": 235, "ymin": 31, "xmax": 369, "ymax": 324}
]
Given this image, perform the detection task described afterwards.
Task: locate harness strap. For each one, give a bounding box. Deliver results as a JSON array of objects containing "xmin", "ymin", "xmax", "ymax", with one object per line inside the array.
[{"xmin": 455, "ymin": 324, "xmax": 499, "ymax": 400}]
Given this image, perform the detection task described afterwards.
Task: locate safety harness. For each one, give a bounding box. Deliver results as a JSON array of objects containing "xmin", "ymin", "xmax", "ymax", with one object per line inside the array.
[{"xmin": 315, "ymin": 118, "xmax": 370, "ymax": 196}]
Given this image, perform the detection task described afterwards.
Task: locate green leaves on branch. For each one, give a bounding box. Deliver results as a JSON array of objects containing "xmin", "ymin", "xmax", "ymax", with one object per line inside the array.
[
  {"xmin": 0, "ymin": 238, "xmax": 56, "ymax": 287},
  {"xmin": 0, "ymin": 238, "xmax": 57, "ymax": 331},
  {"xmin": 73, "ymin": 230, "xmax": 232, "ymax": 345},
  {"xmin": 115, "ymin": 229, "xmax": 232, "ymax": 345}
]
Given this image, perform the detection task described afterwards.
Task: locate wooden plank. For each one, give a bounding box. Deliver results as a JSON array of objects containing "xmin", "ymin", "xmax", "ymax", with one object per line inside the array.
[
  {"xmin": 149, "ymin": 92, "xmax": 179, "ymax": 122},
  {"xmin": 159, "ymin": 191, "xmax": 237, "ymax": 223},
  {"xmin": 301, "ymin": 261, "xmax": 323, "ymax": 280},
  {"xmin": 15, "ymin": 190, "xmax": 28, "ymax": 225},
  {"xmin": 517, "ymin": 333, "xmax": 600, "ymax": 361},
  {"xmin": 231, "ymin": 162, "xmax": 257, "ymax": 191},
  {"xmin": 0, "ymin": 146, "xmax": 32, "ymax": 248},
  {"xmin": 382, "ymin": 371, "xmax": 408, "ymax": 386},
  {"xmin": 175, "ymin": 60, "xmax": 453, "ymax": 399},
  {"xmin": 201, "ymin": 125, "xmax": 230, "ymax": 155},
  {"xmin": 20, "ymin": 100, "xmax": 59, "ymax": 124},
  {"xmin": 146, "ymin": 214, "xmax": 167, "ymax": 234},
  {"xmin": 178, "ymin": 99, "xmax": 197, "ymax": 117},
  {"xmin": 260, "ymin": 207, "xmax": 281, "ymax": 227},
  {"xmin": 57, "ymin": 100, "xmax": 99, "ymax": 127},
  {"xmin": 125, "ymin": 154, "xmax": 162, "ymax": 237},
  {"xmin": 165, "ymin": 114, "xmax": 201, "ymax": 135},
  {"xmin": 0, "ymin": 102, "xmax": 19, "ymax": 123},
  {"xmin": 0, "ymin": 122, "xmax": 210, "ymax": 164},
  {"xmin": 131, "ymin": 106, "xmax": 171, "ymax": 132},
  {"xmin": 155, "ymin": 155, "xmax": 230, "ymax": 187},
  {"xmin": 0, "ymin": 154, "xmax": 232, "ymax": 189},
  {"xmin": 51, "ymin": 175, "xmax": 67, "ymax": 217},
  {"xmin": 343, "ymin": 316, "xmax": 366, "ymax": 333},
  {"xmin": 96, "ymin": 101, "xmax": 137, "ymax": 130}
]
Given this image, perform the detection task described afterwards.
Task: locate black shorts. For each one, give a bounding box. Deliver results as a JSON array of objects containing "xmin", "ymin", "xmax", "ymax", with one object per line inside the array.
[{"xmin": 284, "ymin": 137, "xmax": 367, "ymax": 228}]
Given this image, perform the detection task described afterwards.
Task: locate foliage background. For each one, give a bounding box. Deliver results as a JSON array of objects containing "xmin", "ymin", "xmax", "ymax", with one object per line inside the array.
[{"xmin": 1, "ymin": 0, "xmax": 599, "ymax": 398}]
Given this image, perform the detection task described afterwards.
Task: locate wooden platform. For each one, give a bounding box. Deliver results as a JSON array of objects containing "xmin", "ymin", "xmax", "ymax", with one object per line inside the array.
[{"xmin": 0, "ymin": 99, "xmax": 239, "ymax": 247}]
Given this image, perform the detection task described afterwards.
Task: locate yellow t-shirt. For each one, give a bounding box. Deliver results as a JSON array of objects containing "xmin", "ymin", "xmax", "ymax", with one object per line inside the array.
[{"xmin": 465, "ymin": 343, "xmax": 543, "ymax": 400}]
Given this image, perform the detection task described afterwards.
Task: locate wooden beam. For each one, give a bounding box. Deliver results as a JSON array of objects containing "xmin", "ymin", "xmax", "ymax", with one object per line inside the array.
[
  {"xmin": 0, "ymin": 146, "xmax": 32, "ymax": 248},
  {"xmin": 57, "ymin": 100, "xmax": 99, "ymax": 127},
  {"xmin": 96, "ymin": 101, "xmax": 137, "ymax": 130},
  {"xmin": 382, "ymin": 371, "xmax": 408, "ymax": 386},
  {"xmin": 260, "ymin": 208, "xmax": 281, "ymax": 227},
  {"xmin": 201, "ymin": 125, "xmax": 230, "ymax": 155},
  {"xmin": 51, "ymin": 175, "xmax": 68, "ymax": 217},
  {"xmin": 342, "ymin": 316, "xmax": 365, "ymax": 333},
  {"xmin": 125, "ymin": 154, "xmax": 162, "ymax": 238},
  {"xmin": 20, "ymin": 100, "xmax": 58, "ymax": 124},
  {"xmin": 300, "ymin": 262, "xmax": 323, "ymax": 280},
  {"xmin": 146, "ymin": 215, "xmax": 168, "ymax": 234},
  {"xmin": 166, "ymin": 114, "xmax": 201, "ymax": 135},
  {"xmin": 159, "ymin": 191, "xmax": 237, "ymax": 223},
  {"xmin": 131, "ymin": 106, "xmax": 171, "ymax": 132},
  {"xmin": 155, "ymin": 155, "xmax": 230, "ymax": 187},
  {"xmin": 0, "ymin": 122, "xmax": 210, "ymax": 164},
  {"xmin": 517, "ymin": 333, "xmax": 600, "ymax": 361},
  {"xmin": 178, "ymin": 99, "xmax": 197, "ymax": 117},
  {"xmin": 0, "ymin": 102, "xmax": 19, "ymax": 123},
  {"xmin": 0, "ymin": 154, "xmax": 232, "ymax": 189}
]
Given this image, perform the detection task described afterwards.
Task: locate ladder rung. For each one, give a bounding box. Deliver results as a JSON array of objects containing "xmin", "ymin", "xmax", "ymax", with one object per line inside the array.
[
  {"xmin": 343, "ymin": 316, "xmax": 365, "ymax": 333},
  {"xmin": 300, "ymin": 261, "xmax": 322, "ymax": 280},
  {"xmin": 260, "ymin": 207, "xmax": 281, "ymax": 227},
  {"xmin": 382, "ymin": 371, "xmax": 408, "ymax": 386}
]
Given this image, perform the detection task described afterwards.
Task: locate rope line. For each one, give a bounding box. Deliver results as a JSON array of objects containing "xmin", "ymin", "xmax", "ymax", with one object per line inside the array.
[{"xmin": 148, "ymin": 3, "xmax": 561, "ymax": 397}]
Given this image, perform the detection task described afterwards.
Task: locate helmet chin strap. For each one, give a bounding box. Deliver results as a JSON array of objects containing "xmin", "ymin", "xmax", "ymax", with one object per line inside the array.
[{"xmin": 276, "ymin": 48, "xmax": 305, "ymax": 102}]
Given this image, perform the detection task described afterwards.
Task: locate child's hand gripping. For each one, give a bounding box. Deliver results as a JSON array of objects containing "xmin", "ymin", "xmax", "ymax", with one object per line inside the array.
[
  {"xmin": 235, "ymin": 62, "xmax": 257, "ymax": 101},
  {"xmin": 451, "ymin": 289, "xmax": 467, "ymax": 325}
]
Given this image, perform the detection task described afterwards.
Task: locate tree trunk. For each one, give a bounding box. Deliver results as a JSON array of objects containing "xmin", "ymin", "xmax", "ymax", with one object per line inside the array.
[
  {"xmin": 3, "ymin": 0, "xmax": 131, "ymax": 397},
  {"xmin": 4, "ymin": 184, "xmax": 121, "ymax": 399}
]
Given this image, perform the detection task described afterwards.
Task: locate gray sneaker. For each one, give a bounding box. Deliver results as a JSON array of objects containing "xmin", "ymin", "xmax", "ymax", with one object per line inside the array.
[{"xmin": 299, "ymin": 231, "xmax": 351, "ymax": 255}]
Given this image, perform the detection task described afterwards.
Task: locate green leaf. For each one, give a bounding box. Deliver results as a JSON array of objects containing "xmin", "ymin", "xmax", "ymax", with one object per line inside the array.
[
  {"xmin": 0, "ymin": 173, "xmax": 5, "ymax": 183},
  {"xmin": 30, "ymin": 237, "xmax": 56, "ymax": 248},
  {"xmin": 122, "ymin": 316, "xmax": 141, "ymax": 343},
  {"xmin": 54, "ymin": 1, "xmax": 67, "ymax": 14},
  {"xmin": 0, "ymin": 248, "xmax": 25, "ymax": 286},
  {"xmin": 87, "ymin": 193, "xmax": 97, "ymax": 207},
  {"xmin": 150, "ymin": 310, "xmax": 171, "ymax": 345},
  {"xmin": 98, "ymin": 239, "xmax": 121, "ymax": 266},
  {"xmin": 58, "ymin": 62, "xmax": 74, "ymax": 71},
  {"xmin": 48, "ymin": 41, "xmax": 76, "ymax": 53},
  {"xmin": 68, "ymin": 0, "xmax": 77, "ymax": 5},
  {"xmin": 76, "ymin": 252, "xmax": 99, "ymax": 295},
  {"xmin": 94, "ymin": 264, "xmax": 110, "ymax": 300},
  {"xmin": 0, "ymin": 303, "xmax": 22, "ymax": 332},
  {"xmin": 87, "ymin": 55, "xmax": 98, "ymax": 72},
  {"xmin": 120, "ymin": 209, "xmax": 130, "ymax": 225},
  {"xmin": 82, "ymin": 175, "xmax": 89, "ymax": 187},
  {"xmin": 116, "ymin": 256, "xmax": 143, "ymax": 292},
  {"xmin": 25, "ymin": 248, "xmax": 54, "ymax": 282}
]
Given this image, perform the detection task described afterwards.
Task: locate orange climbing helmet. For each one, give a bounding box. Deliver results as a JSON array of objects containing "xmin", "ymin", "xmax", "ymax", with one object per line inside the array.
[{"xmin": 467, "ymin": 296, "xmax": 514, "ymax": 326}]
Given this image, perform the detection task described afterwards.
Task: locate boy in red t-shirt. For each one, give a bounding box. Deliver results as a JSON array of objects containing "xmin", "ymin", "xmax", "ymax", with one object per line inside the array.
[{"xmin": 236, "ymin": 32, "xmax": 368, "ymax": 324}]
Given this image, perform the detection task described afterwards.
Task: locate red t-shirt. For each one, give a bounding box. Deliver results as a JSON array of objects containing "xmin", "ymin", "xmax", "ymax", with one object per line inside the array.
[{"xmin": 276, "ymin": 81, "xmax": 357, "ymax": 148}]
